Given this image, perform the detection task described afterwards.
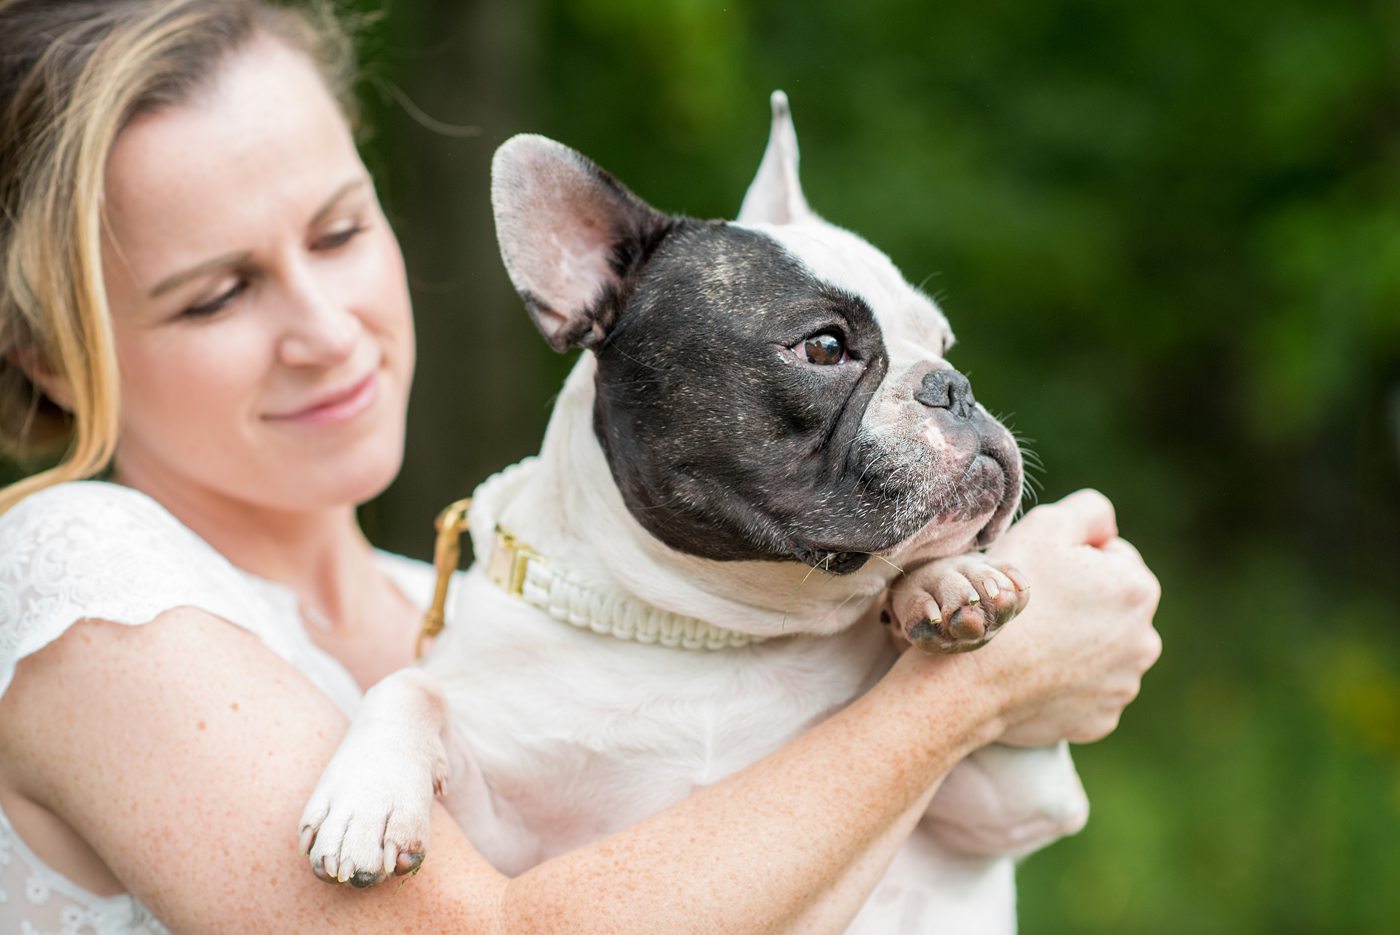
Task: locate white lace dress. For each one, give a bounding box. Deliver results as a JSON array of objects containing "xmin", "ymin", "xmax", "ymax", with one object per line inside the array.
[{"xmin": 0, "ymin": 481, "xmax": 436, "ymax": 935}]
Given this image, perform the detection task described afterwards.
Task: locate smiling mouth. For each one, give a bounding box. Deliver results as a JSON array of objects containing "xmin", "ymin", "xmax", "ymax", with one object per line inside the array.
[{"xmin": 266, "ymin": 371, "xmax": 380, "ymax": 425}]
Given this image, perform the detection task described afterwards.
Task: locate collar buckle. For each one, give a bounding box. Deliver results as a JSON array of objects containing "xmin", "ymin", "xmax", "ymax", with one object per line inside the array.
[{"xmin": 487, "ymin": 526, "xmax": 539, "ymax": 597}]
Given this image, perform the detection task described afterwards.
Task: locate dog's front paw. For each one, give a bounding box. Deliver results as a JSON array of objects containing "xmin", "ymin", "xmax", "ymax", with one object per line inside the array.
[
  {"xmin": 886, "ymin": 555, "xmax": 1028, "ymax": 653},
  {"xmin": 298, "ymin": 736, "xmax": 448, "ymax": 888}
]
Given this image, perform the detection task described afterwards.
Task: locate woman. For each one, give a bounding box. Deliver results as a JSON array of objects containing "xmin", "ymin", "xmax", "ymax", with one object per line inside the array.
[{"xmin": 0, "ymin": 1, "xmax": 1161, "ymax": 932}]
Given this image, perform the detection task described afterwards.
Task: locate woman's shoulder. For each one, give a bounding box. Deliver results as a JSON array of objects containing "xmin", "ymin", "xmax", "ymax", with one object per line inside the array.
[
  {"xmin": 0, "ymin": 481, "xmax": 276, "ymax": 698},
  {"xmin": 0, "ymin": 479, "xmax": 239, "ymax": 601},
  {"xmin": 0, "ymin": 478, "xmax": 185, "ymax": 540}
]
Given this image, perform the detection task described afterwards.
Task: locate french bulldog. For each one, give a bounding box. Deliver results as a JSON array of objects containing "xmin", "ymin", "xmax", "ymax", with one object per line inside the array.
[{"xmin": 300, "ymin": 92, "xmax": 1089, "ymax": 934}]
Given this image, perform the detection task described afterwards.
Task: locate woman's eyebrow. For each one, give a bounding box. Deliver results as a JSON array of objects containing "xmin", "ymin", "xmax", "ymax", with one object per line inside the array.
[
  {"xmin": 149, "ymin": 250, "xmax": 251, "ymax": 298},
  {"xmin": 307, "ymin": 177, "xmax": 370, "ymax": 228},
  {"xmin": 147, "ymin": 178, "xmax": 371, "ymax": 299}
]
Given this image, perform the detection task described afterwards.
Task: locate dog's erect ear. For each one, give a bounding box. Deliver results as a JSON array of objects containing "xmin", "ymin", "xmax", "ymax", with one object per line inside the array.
[
  {"xmin": 737, "ymin": 91, "xmax": 814, "ymax": 226},
  {"xmin": 491, "ymin": 134, "xmax": 671, "ymax": 352}
]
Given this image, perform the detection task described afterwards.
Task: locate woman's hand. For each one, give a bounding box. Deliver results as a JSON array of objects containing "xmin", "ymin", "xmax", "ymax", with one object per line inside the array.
[{"xmin": 974, "ymin": 489, "xmax": 1163, "ymax": 747}]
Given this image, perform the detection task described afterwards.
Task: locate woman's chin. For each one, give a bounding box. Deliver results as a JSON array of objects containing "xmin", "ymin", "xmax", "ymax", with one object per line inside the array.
[
  {"xmin": 275, "ymin": 449, "xmax": 404, "ymax": 512},
  {"xmin": 341, "ymin": 457, "xmax": 403, "ymax": 508}
]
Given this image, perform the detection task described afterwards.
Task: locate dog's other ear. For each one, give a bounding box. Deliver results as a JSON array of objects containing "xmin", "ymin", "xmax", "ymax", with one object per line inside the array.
[
  {"xmin": 491, "ymin": 135, "xmax": 671, "ymax": 352},
  {"xmin": 737, "ymin": 91, "xmax": 814, "ymax": 226}
]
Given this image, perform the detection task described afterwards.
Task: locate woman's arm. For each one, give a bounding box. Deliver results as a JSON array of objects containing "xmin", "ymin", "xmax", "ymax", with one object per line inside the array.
[
  {"xmin": 0, "ymin": 609, "xmax": 992, "ymax": 934},
  {"xmin": 0, "ymin": 489, "xmax": 1158, "ymax": 934}
]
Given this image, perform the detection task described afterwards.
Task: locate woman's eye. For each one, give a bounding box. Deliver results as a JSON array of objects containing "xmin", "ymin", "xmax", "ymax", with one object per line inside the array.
[
  {"xmin": 182, "ymin": 279, "xmax": 246, "ymax": 318},
  {"xmin": 801, "ymin": 331, "xmax": 847, "ymax": 365},
  {"xmin": 314, "ymin": 222, "xmax": 366, "ymax": 251}
]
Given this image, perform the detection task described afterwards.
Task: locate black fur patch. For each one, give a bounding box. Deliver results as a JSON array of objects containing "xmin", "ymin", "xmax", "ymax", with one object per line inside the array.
[{"xmin": 590, "ymin": 223, "xmax": 921, "ymax": 571}]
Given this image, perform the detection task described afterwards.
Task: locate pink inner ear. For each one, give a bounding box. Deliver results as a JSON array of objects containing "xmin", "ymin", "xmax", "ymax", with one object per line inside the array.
[
  {"xmin": 504, "ymin": 166, "xmax": 622, "ymax": 328},
  {"xmin": 494, "ymin": 133, "xmax": 668, "ymax": 349}
]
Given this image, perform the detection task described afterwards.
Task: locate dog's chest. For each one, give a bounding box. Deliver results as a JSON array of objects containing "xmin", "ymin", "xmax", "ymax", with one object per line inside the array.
[{"xmin": 428, "ymin": 569, "xmax": 891, "ymax": 856}]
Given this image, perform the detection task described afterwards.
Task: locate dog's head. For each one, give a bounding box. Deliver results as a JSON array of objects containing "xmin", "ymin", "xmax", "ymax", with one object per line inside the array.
[{"xmin": 492, "ymin": 93, "xmax": 1022, "ymax": 574}]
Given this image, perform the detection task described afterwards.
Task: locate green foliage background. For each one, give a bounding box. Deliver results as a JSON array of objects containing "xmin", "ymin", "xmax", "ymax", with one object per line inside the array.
[{"xmin": 7, "ymin": 0, "xmax": 1399, "ymax": 930}]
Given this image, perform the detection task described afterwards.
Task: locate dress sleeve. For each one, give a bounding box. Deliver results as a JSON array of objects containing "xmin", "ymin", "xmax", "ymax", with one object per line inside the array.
[{"xmin": 0, "ymin": 482, "xmax": 292, "ymax": 700}]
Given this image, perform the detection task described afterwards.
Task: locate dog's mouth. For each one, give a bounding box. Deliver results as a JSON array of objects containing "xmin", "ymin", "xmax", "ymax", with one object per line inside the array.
[
  {"xmin": 788, "ymin": 457, "xmax": 1013, "ymax": 575},
  {"xmin": 790, "ymin": 545, "xmax": 872, "ymax": 575},
  {"xmin": 972, "ymin": 436, "xmax": 1022, "ymax": 547},
  {"xmin": 792, "ymin": 423, "xmax": 1022, "ymax": 572}
]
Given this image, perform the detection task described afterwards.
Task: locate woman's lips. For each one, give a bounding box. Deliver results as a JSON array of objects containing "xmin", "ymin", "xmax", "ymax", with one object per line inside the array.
[{"xmin": 266, "ymin": 371, "xmax": 379, "ymax": 426}]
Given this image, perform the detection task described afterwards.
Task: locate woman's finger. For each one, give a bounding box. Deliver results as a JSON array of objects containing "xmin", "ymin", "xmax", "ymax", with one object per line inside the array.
[
  {"xmin": 1098, "ymin": 536, "xmax": 1143, "ymax": 563},
  {"xmin": 1013, "ymin": 489, "xmax": 1118, "ymax": 548}
]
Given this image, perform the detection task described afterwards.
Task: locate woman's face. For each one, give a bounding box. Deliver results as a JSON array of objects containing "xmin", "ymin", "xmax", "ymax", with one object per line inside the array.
[{"xmin": 101, "ymin": 37, "xmax": 414, "ymax": 513}]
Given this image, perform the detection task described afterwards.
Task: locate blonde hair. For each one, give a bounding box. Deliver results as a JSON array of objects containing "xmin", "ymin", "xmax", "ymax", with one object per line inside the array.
[{"xmin": 0, "ymin": 0, "xmax": 360, "ymax": 514}]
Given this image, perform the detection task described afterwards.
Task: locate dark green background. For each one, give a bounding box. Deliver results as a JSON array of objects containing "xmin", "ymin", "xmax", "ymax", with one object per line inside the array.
[{"xmin": 9, "ymin": 1, "xmax": 1400, "ymax": 931}]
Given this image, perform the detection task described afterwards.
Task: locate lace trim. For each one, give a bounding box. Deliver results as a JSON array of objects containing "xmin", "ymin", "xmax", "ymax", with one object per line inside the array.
[
  {"xmin": 0, "ymin": 482, "xmax": 288, "ymax": 700},
  {"xmin": 0, "ymin": 809, "xmax": 167, "ymax": 934}
]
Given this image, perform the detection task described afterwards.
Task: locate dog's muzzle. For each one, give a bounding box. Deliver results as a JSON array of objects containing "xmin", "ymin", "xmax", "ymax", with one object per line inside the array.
[{"xmin": 916, "ymin": 366, "xmax": 1021, "ymax": 547}]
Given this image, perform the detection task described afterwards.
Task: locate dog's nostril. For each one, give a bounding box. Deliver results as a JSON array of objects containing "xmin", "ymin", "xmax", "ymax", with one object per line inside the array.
[{"xmin": 915, "ymin": 368, "xmax": 975, "ymax": 418}]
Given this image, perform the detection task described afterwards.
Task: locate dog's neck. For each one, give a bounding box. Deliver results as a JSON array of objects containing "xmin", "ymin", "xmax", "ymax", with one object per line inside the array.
[{"xmin": 485, "ymin": 356, "xmax": 896, "ymax": 639}]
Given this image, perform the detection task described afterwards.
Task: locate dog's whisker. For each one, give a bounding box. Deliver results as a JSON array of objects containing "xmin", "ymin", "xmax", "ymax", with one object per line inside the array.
[
  {"xmin": 866, "ymin": 551, "xmax": 904, "ymax": 576},
  {"xmin": 781, "ymin": 558, "xmax": 828, "ymax": 631}
]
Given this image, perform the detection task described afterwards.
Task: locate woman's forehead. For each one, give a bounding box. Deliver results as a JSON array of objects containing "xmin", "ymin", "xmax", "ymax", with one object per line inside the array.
[{"xmin": 103, "ymin": 38, "xmax": 363, "ymax": 280}]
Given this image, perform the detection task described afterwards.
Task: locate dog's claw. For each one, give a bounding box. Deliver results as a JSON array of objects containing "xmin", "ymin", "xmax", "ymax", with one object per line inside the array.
[{"xmin": 310, "ymin": 857, "xmax": 331, "ymax": 884}]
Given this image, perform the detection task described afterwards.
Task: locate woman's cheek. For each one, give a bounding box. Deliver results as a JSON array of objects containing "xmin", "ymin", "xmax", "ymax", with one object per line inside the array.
[
  {"xmin": 362, "ymin": 225, "xmax": 415, "ymax": 371},
  {"xmin": 373, "ymin": 228, "xmax": 412, "ymax": 325},
  {"xmin": 156, "ymin": 321, "xmax": 270, "ymax": 427}
]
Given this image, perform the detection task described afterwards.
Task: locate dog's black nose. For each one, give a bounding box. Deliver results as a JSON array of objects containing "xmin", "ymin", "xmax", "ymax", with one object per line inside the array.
[{"xmin": 916, "ymin": 368, "xmax": 975, "ymax": 419}]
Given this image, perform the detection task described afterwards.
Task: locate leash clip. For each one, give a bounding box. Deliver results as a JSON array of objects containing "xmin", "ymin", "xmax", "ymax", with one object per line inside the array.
[{"xmin": 417, "ymin": 498, "xmax": 472, "ymax": 659}]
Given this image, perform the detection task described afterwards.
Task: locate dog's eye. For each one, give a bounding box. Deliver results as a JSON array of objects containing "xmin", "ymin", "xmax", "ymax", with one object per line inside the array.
[{"xmin": 801, "ymin": 332, "xmax": 847, "ymax": 365}]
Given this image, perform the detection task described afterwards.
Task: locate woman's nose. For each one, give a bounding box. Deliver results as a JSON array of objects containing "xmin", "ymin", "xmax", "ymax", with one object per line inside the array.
[{"xmin": 276, "ymin": 267, "xmax": 360, "ymax": 367}]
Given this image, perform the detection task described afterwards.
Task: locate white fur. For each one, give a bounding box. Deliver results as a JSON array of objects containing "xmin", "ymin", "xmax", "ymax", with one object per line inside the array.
[
  {"xmin": 302, "ymin": 358, "xmax": 1088, "ymax": 930},
  {"xmin": 738, "ymin": 91, "xmax": 813, "ymax": 226},
  {"xmin": 302, "ymin": 95, "xmax": 1090, "ymax": 932}
]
